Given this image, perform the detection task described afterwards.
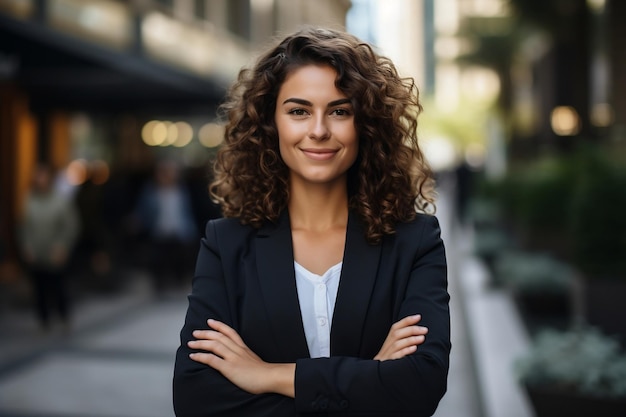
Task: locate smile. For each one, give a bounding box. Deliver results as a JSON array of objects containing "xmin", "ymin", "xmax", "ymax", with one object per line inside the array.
[{"xmin": 301, "ymin": 148, "xmax": 339, "ymax": 161}]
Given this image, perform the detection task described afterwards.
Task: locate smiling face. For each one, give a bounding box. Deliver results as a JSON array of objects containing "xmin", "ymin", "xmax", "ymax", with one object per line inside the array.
[{"xmin": 275, "ymin": 64, "xmax": 358, "ymax": 190}]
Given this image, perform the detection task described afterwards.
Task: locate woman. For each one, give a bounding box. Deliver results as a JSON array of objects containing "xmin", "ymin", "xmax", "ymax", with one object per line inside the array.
[{"xmin": 173, "ymin": 27, "xmax": 450, "ymax": 416}]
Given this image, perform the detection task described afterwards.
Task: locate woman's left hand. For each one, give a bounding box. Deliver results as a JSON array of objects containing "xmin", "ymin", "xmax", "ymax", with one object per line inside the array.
[
  {"xmin": 188, "ymin": 319, "xmax": 295, "ymax": 396},
  {"xmin": 374, "ymin": 314, "xmax": 428, "ymax": 361}
]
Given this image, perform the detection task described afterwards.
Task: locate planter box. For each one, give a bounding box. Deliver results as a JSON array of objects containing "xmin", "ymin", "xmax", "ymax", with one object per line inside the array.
[
  {"xmin": 514, "ymin": 292, "xmax": 571, "ymax": 335},
  {"xmin": 585, "ymin": 279, "xmax": 626, "ymax": 344},
  {"xmin": 526, "ymin": 385, "xmax": 626, "ymax": 417},
  {"xmin": 516, "ymin": 292, "xmax": 570, "ymax": 316}
]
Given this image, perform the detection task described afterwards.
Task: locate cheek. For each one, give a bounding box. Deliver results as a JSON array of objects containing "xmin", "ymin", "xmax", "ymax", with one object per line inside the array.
[
  {"xmin": 276, "ymin": 120, "xmax": 307, "ymax": 160},
  {"xmin": 276, "ymin": 118, "xmax": 298, "ymax": 143}
]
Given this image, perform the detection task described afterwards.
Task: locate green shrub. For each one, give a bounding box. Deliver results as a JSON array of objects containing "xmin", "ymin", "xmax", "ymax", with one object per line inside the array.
[
  {"xmin": 494, "ymin": 251, "xmax": 574, "ymax": 295},
  {"xmin": 478, "ymin": 144, "xmax": 626, "ymax": 281},
  {"xmin": 516, "ymin": 327, "xmax": 626, "ymax": 398},
  {"xmin": 568, "ymin": 149, "xmax": 626, "ymax": 278}
]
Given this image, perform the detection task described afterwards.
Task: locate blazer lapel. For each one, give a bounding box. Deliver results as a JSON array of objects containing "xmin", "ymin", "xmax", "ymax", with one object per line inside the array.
[
  {"xmin": 331, "ymin": 212, "xmax": 382, "ymax": 356},
  {"xmin": 255, "ymin": 212, "xmax": 310, "ymax": 360}
]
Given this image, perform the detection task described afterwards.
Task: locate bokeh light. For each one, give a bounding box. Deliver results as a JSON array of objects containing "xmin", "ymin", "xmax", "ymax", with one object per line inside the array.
[
  {"xmin": 172, "ymin": 122, "xmax": 193, "ymax": 147},
  {"xmin": 142, "ymin": 120, "xmax": 194, "ymax": 147},
  {"xmin": 550, "ymin": 106, "xmax": 581, "ymax": 136},
  {"xmin": 198, "ymin": 123, "xmax": 224, "ymax": 148},
  {"xmin": 66, "ymin": 159, "xmax": 89, "ymax": 186}
]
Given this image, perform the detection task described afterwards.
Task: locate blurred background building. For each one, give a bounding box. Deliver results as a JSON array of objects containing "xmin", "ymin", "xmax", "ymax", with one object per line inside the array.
[{"xmin": 0, "ymin": 0, "xmax": 351, "ymax": 291}]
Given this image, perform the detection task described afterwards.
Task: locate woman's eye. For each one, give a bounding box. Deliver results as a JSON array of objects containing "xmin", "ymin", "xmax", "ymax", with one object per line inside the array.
[
  {"xmin": 288, "ymin": 108, "xmax": 308, "ymax": 116},
  {"xmin": 332, "ymin": 108, "xmax": 352, "ymax": 117}
]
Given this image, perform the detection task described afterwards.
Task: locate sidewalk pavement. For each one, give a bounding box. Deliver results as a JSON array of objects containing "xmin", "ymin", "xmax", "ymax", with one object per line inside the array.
[
  {"xmin": 432, "ymin": 177, "xmax": 481, "ymax": 417},
  {"xmin": 436, "ymin": 174, "xmax": 535, "ymax": 417},
  {"xmin": 0, "ymin": 178, "xmax": 533, "ymax": 417},
  {"xmin": 0, "ymin": 274, "xmax": 185, "ymax": 417}
]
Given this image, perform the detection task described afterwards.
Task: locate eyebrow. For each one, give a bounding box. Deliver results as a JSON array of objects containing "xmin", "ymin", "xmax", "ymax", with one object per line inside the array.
[{"xmin": 282, "ymin": 98, "xmax": 352, "ymax": 107}]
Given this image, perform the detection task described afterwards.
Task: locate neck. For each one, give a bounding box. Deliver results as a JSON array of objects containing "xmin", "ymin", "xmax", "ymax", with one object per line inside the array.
[{"xmin": 288, "ymin": 180, "xmax": 349, "ymax": 231}]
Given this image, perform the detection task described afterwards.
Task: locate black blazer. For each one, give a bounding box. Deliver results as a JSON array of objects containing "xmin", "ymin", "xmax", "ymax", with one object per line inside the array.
[{"xmin": 173, "ymin": 211, "xmax": 450, "ymax": 417}]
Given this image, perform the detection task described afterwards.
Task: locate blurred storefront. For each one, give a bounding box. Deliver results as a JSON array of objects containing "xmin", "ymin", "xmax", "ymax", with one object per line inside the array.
[{"xmin": 0, "ymin": 0, "xmax": 350, "ymax": 286}]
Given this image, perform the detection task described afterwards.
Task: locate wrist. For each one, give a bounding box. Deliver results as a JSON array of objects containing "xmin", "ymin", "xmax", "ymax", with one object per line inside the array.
[{"xmin": 267, "ymin": 363, "xmax": 296, "ymax": 398}]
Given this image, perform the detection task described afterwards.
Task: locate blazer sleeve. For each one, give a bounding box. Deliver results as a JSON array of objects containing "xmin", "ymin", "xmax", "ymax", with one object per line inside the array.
[
  {"xmin": 294, "ymin": 215, "xmax": 451, "ymax": 416},
  {"xmin": 172, "ymin": 220, "xmax": 295, "ymax": 417}
]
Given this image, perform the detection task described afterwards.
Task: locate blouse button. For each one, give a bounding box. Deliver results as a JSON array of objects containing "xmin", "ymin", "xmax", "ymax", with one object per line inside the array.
[{"xmin": 319, "ymin": 317, "xmax": 327, "ymax": 326}]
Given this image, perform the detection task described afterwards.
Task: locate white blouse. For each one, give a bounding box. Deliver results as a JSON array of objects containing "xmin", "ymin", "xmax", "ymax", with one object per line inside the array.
[{"xmin": 294, "ymin": 261, "xmax": 342, "ymax": 358}]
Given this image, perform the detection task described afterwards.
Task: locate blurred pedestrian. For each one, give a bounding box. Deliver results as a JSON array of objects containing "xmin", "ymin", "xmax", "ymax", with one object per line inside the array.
[
  {"xmin": 174, "ymin": 27, "xmax": 450, "ymax": 416},
  {"xmin": 18, "ymin": 164, "xmax": 79, "ymax": 331},
  {"xmin": 134, "ymin": 160, "xmax": 197, "ymax": 292}
]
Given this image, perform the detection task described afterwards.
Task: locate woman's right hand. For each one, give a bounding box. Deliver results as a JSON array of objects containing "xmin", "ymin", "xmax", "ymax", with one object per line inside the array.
[{"xmin": 374, "ymin": 314, "xmax": 428, "ymax": 361}]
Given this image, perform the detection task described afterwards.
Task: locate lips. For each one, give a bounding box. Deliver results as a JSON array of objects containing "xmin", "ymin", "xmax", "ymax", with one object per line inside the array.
[{"xmin": 301, "ymin": 148, "xmax": 339, "ymax": 161}]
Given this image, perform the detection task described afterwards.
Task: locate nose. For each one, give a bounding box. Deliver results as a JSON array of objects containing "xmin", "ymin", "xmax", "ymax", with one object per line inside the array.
[{"xmin": 308, "ymin": 114, "xmax": 330, "ymax": 141}]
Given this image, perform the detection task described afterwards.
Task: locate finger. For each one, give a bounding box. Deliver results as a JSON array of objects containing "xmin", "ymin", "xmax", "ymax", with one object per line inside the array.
[
  {"xmin": 189, "ymin": 327, "xmax": 243, "ymax": 354},
  {"xmin": 404, "ymin": 325, "xmax": 429, "ymax": 336},
  {"xmin": 192, "ymin": 326, "xmax": 242, "ymax": 352},
  {"xmin": 191, "ymin": 329, "xmax": 221, "ymax": 340},
  {"xmin": 206, "ymin": 320, "xmax": 262, "ymax": 361},
  {"xmin": 392, "ymin": 335, "xmax": 426, "ymax": 351},
  {"xmin": 208, "ymin": 319, "xmax": 247, "ymax": 347},
  {"xmin": 189, "ymin": 351, "xmax": 223, "ymax": 368},
  {"xmin": 384, "ymin": 337, "xmax": 424, "ymax": 360},
  {"xmin": 390, "ymin": 325, "xmax": 428, "ymax": 342},
  {"xmin": 393, "ymin": 344, "xmax": 418, "ymax": 359},
  {"xmin": 391, "ymin": 314, "xmax": 421, "ymax": 330},
  {"xmin": 188, "ymin": 339, "xmax": 232, "ymax": 359},
  {"xmin": 192, "ymin": 327, "xmax": 262, "ymax": 364},
  {"xmin": 190, "ymin": 330, "xmax": 241, "ymax": 354}
]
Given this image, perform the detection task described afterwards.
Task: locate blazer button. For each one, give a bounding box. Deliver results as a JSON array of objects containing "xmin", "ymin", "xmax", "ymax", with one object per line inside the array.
[
  {"xmin": 339, "ymin": 399, "xmax": 349, "ymax": 409},
  {"xmin": 310, "ymin": 400, "xmax": 319, "ymax": 411}
]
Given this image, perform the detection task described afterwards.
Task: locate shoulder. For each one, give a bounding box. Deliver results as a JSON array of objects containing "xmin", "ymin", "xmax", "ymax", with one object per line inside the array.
[
  {"xmin": 198, "ymin": 218, "xmax": 256, "ymax": 260},
  {"xmin": 204, "ymin": 217, "xmax": 254, "ymax": 238},
  {"xmin": 394, "ymin": 213, "xmax": 441, "ymax": 238},
  {"xmin": 386, "ymin": 214, "xmax": 444, "ymax": 254},
  {"xmin": 375, "ymin": 215, "xmax": 447, "ymax": 274}
]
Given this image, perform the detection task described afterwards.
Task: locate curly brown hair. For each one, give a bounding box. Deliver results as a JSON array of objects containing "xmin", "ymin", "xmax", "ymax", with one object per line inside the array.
[{"xmin": 211, "ymin": 27, "xmax": 435, "ymax": 244}]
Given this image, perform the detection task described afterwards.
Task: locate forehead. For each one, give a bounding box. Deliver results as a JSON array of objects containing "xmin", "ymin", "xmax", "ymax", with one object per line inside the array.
[{"xmin": 277, "ymin": 65, "xmax": 345, "ymax": 99}]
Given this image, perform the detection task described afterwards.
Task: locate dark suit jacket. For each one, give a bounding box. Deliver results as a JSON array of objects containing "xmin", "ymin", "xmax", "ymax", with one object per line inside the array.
[{"xmin": 173, "ymin": 211, "xmax": 450, "ymax": 417}]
